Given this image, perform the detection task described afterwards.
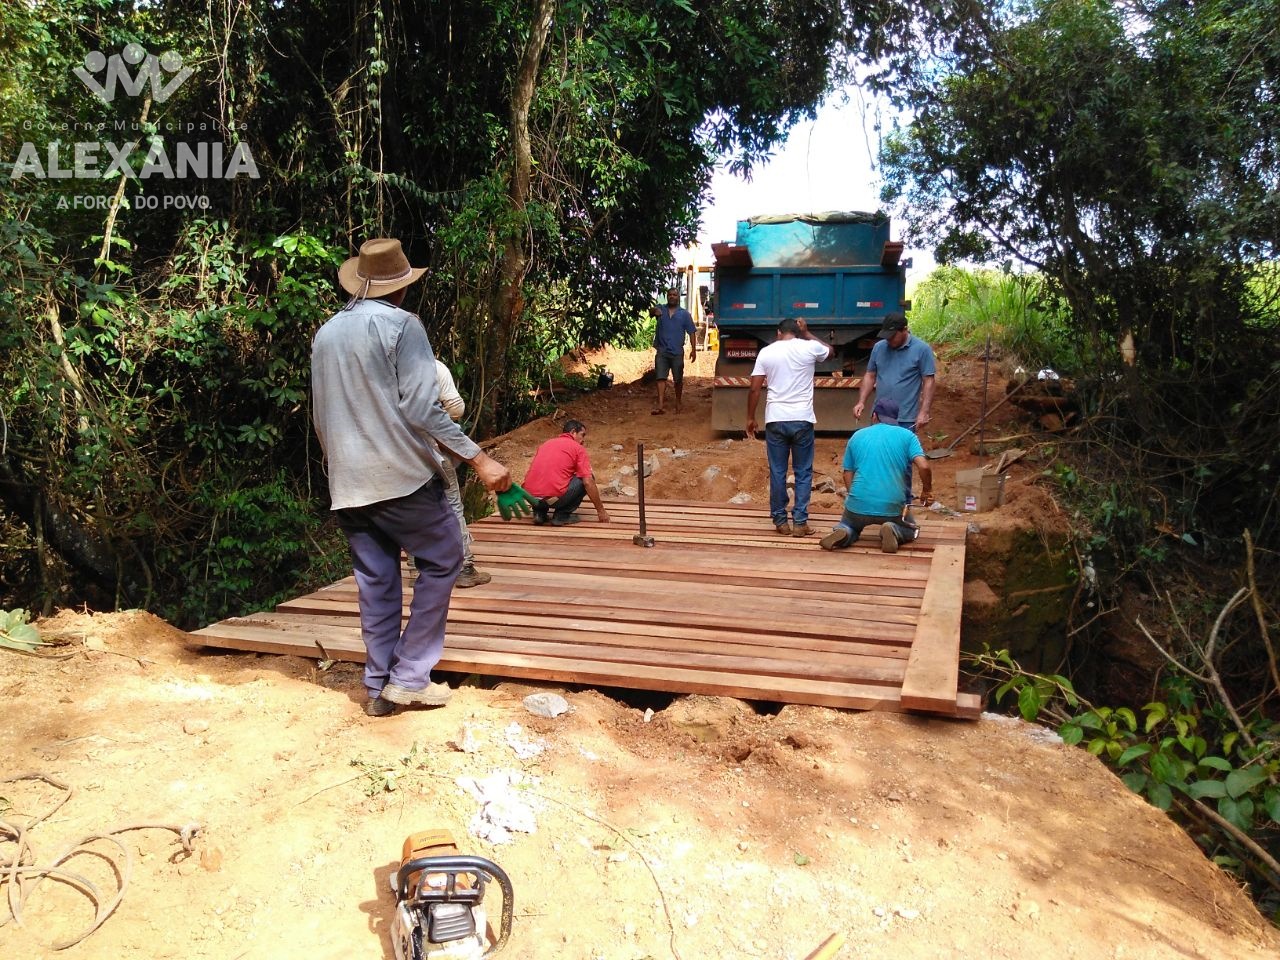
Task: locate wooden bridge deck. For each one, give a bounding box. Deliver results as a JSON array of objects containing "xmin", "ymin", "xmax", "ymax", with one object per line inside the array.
[{"xmin": 192, "ymin": 500, "xmax": 978, "ymax": 718}]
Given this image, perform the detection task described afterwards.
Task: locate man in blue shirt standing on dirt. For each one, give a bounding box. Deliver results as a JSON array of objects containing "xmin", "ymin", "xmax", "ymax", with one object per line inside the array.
[
  {"xmin": 651, "ymin": 287, "xmax": 697, "ymax": 415},
  {"xmin": 821, "ymin": 397, "xmax": 933, "ymax": 554},
  {"xmin": 853, "ymin": 312, "xmax": 936, "ymax": 432}
]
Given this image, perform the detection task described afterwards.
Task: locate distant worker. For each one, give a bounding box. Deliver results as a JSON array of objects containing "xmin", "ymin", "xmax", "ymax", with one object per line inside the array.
[
  {"xmin": 745, "ymin": 317, "xmax": 835, "ymax": 538},
  {"xmin": 820, "ymin": 398, "xmax": 932, "ymax": 554},
  {"xmin": 312, "ymin": 238, "xmax": 512, "ymax": 718},
  {"xmin": 433, "ymin": 359, "xmax": 490, "ymax": 589},
  {"xmin": 853, "ymin": 313, "xmax": 936, "ymax": 432},
  {"xmin": 651, "ymin": 287, "xmax": 697, "ymax": 415},
  {"xmin": 522, "ymin": 419, "xmax": 612, "ymax": 526}
]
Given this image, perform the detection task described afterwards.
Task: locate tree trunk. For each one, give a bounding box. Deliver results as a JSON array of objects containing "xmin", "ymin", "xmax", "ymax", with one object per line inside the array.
[{"xmin": 481, "ymin": 0, "xmax": 556, "ymax": 437}]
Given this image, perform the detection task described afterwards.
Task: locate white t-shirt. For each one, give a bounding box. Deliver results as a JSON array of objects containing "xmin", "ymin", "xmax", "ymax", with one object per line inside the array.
[
  {"xmin": 434, "ymin": 359, "xmax": 465, "ymax": 420},
  {"xmin": 750, "ymin": 338, "xmax": 831, "ymax": 424}
]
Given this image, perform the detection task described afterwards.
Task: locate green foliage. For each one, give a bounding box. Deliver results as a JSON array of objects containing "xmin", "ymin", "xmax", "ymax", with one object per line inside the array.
[
  {"xmin": 881, "ymin": 0, "xmax": 1280, "ymax": 550},
  {"xmin": 977, "ymin": 648, "xmax": 1280, "ymax": 897},
  {"xmin": 0, "ymin": 608, "xmax": 42, "ymax": 652},
  {"xmin": 908, "ymin": 266, "xmax": 1078, "ymax": 373},
  {"xmin": 350, "ymin": 742, "xmax": 426, "ymax": 797},
  {"xmin": 990, "ymin": 649, "xmax": 1079, "ymax": 720},
  {"xmin": 620, "ymin": 309, "xmax": 658, "ymax": 352}
]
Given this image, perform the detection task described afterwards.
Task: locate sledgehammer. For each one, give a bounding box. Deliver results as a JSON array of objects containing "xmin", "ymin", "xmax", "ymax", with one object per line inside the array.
[{"xmin": 633, "ymin": 443, "xmax": 655, "ymax": 547}]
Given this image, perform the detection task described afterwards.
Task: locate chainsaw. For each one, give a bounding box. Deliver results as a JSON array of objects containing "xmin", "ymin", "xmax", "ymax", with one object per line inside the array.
[{"xmin": 390, "ymin": 829, "xmax": 514, "ymax": 960}]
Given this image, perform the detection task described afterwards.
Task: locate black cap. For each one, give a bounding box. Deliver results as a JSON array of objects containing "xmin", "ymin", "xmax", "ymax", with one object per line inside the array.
[{"xmin": 877, "ymin": 312, "xmax": 908, "ymax": 339}]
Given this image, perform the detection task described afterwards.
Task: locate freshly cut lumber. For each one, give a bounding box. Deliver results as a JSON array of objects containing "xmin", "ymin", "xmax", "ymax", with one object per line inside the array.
[
  {"xmin": 899, "ymin": 545, "xmax": 967, "ymax": 714},
  {"xmin": 192, "ymin": 499, "xmax": 977, "ymax": 718}
]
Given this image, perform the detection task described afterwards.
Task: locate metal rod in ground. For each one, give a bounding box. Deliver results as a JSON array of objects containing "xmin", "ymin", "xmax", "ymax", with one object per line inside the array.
[
  {"xmin": 978, "ymin": 332, "xmax": 992, "ymax": 453},
  {"xmin": 637, "ymin": 443, "xmax": 647, "ymax": 536},
  {"xmin": 633, "ymin": 443, "xmax": 654, "ymax": 546}
]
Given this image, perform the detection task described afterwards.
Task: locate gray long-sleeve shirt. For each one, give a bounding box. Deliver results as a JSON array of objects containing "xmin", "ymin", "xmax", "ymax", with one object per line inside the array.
[{"xmin": 311, "ymin": 298, "xmax": 481, "ymax": 510}]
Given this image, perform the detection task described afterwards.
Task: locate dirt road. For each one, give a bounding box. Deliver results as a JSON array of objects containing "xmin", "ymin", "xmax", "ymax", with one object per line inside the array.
[{"xmin": 4, "ymin": 349, "xmax": 1276, "ymax": 959}]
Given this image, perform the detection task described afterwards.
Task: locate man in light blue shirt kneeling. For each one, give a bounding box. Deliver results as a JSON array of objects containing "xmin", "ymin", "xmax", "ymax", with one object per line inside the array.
[{"xmin": 821, "ymin": 398, "xmax": 934, "ymax": 554}]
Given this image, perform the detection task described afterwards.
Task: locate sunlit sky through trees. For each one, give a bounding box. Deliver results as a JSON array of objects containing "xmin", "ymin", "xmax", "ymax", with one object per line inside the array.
[{"xmin": 690, "ymin": 89, "xmax": 936, "ymax": 284}]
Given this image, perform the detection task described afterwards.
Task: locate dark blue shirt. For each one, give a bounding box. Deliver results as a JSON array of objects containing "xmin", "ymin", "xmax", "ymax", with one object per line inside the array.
[{"xmin": 654, "ymin": 306, "xmax": 696, "ymax": 355}]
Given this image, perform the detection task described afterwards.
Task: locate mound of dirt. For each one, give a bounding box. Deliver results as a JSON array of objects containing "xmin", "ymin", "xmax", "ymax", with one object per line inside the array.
[{"xmin": 3, "ymin": 610, "xmax": 1276, "ymax": 959}]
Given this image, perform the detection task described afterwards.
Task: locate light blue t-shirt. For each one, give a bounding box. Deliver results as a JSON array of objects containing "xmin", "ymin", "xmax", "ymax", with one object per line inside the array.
[
  {"xmin": 842, "ymin": 423, "xmax": 925, "ymax": 517},
  {"xmin": 867, "ymin": 334, "xmax": 936, "ymax": 424}
]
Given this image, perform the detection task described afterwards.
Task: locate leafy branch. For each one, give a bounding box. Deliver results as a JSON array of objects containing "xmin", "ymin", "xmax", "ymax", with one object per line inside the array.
[{"xmin": 0, "ymin": 608, "xmax": 44, "ymax": 653}]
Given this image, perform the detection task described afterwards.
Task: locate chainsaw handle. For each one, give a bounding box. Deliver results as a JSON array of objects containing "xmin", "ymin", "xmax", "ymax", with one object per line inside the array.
[{"xmin": 398, "ymin": 855, "xmax": 514, "ymax": 957}]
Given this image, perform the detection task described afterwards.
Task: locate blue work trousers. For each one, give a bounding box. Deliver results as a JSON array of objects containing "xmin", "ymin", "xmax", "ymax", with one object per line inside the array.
[
  {"xmin": 827, "ymin": 508, "xmax": 920, "ymax": 548},
  {"xmin": 334, "ymin": 477, "xmax": 462, "ymax": 698}
]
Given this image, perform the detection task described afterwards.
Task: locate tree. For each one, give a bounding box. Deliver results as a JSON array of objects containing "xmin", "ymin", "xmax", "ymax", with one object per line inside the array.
[
  {"xmin": 879, "ymin": 0, "xmax": 1280, "ymax": 543},
  {"xmin": 5, "ymin": 0, "xmax": 980, "ymax": 618}
]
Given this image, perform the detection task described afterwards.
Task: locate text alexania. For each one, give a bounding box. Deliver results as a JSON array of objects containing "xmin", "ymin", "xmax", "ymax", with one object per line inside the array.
[{"xmin": 10, "ymin": 139, "xmax": 260, "ymax": 180}]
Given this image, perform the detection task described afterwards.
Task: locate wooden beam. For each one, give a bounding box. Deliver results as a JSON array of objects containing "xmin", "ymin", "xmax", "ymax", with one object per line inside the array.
[
  {"xmin": 191, "ymin": 500, "xmax": 977, "ymax": 719},
  {"xmin": 899, "ymin": 545, "xmax": 967, "ymax": 714}
]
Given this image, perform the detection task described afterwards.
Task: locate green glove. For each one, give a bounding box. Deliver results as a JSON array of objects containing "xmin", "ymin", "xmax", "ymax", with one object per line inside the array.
[{"xmin": 496, "ymin": 483, "xmax": 540, "ymax": 521}]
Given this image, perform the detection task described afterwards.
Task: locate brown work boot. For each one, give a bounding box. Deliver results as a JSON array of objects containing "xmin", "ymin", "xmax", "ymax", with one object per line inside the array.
[
  {"xmin": 381, "ymin": 681, "xmax": 453, "ymax": 707},
  {"xmin": 880, "ymin": 524, "xmax": 900, "ymax": 554},
  {"xmin": 775, "ymin": 521, "xmax": 792, "ymax": 536},
  {"xmin": 455, "ymin": 563, "xmax": 491, "ymax": 588},
  {"xmin": 820, "ymin": 528, "xmax": 851, "ymax": 551},
  {"xmin": 792, "ymin": 523, "xmax": 815, "ymax": 538}
]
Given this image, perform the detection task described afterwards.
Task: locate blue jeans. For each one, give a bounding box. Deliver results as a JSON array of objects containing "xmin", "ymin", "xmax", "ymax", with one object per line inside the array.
[
  {"xmin": 827, "ymin": 508, "xmax": 919, "ymax": 548},
  {"xmin": 765, "ymin": 420, "xmax": 815, "ymax": 525}
]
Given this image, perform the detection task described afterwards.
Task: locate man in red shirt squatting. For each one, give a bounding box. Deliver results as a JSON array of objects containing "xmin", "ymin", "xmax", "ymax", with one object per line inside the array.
[{"xmin": 521, "ymin": 420, "xmax": 612, "ymax": 527}]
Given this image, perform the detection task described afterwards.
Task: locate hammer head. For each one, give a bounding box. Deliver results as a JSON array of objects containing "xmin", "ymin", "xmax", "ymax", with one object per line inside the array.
[{"xmin": 632, "ymin": 534, "xmax": 655, "ymax": 548}]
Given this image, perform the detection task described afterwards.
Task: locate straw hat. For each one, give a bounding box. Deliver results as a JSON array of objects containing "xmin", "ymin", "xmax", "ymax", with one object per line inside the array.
[{"xmin": 337, "ymin": 238, "xmax": 426, "ymax": 299}]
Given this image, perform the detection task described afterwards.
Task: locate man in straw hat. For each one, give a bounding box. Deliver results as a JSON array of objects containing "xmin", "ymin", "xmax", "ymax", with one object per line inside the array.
[{"xmin": 311, "ymin": 238, "xmax": 513, "ymax": 717}]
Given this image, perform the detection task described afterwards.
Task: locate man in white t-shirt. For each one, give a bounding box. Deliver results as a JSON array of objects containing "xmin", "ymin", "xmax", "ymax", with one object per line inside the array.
[{"xmin": 745, "ymin": 318, "xmax": 834, "ymax": 537}]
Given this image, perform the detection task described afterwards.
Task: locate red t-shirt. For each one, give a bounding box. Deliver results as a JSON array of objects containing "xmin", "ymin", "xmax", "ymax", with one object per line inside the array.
[{"xmin": 522, "ymin": 434, "xmax": 592, "ymax": 499}]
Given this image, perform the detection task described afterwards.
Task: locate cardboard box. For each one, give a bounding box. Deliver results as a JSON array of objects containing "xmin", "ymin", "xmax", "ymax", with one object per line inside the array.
[{"xmin": 956, "ymin": 466, "xmax": 1006, "ymax": 512}]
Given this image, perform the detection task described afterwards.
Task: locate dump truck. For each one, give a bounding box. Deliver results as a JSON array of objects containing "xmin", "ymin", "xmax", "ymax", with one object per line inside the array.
[{"xmin": 709, "ymin": 211, "xmax": 909, "ymax": 432}]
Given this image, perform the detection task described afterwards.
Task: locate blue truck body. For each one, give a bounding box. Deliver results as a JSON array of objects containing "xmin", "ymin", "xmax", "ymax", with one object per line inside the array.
[{"xmin": 710, "ymin": 212, "xmax": 907, "ymax": 431}]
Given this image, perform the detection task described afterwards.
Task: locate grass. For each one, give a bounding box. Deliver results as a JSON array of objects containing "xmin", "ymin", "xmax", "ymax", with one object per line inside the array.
[{"xmin": 907, "ymin": 266, "xmax": 1078, "ymax": 373}]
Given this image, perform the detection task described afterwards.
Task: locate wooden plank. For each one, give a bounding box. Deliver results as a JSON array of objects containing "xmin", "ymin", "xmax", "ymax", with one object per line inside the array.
[
  {"xmin": 438, "ymin": 633, "xmax": 906, "ymax": 686},
  {"xmin": 192, "ymin": 619, "xmax": 907, "ymax": 711},
  {"xmin": 470, "ymin": 520, "xmax": 968, "ymax": 549},
  {"xmin": 469, "ymin": 523, "xmax": 956, "ymax": 555},
  {"xmin": 253, "ymin": 609, "xmax": 914, "ymax": 660},
  {"xmin": 472, "ymin": 502, "xmax": 967, "ymax": 545},
  {"xmin": 193, "ymin": 498, "xmax": 973, "ymax": 719},
  {"xmin": 468, "ymin": 537, "xmax": 936, "ymax": 574},
  {"xmin": 899, "ymin": 545, "xmax": 967, "ymax": 714},
  {"xmin": 292, "ymin": 569, "xmax": 925, "ymax": 629},
  {"xmin": 466, "ymin": 555, "xmax": 928, "ymax": 601},
  {"xmin": 280, "ymin": 590, "xmax": 920, "ymax": 645}
]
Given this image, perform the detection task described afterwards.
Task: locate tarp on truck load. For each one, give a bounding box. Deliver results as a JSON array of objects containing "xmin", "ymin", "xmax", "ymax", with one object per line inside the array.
[
  {"xmin": 733, "ymin": 213, "xmax": 892, "ymax": 268},
  {"xmin": 746, "ymin": 211, "xmax": 888, "ymax": 227}
]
